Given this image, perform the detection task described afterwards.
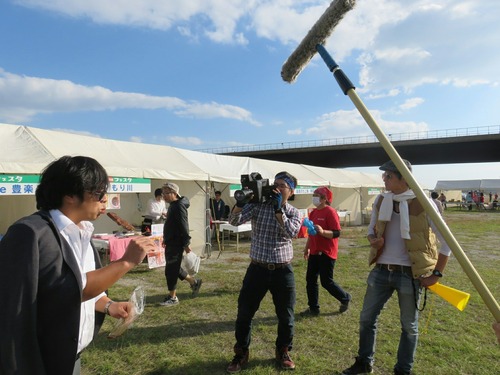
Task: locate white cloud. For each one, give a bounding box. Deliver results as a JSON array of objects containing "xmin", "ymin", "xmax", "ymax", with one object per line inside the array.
[
  {"xmin": 15, "ymin": 0, "xmax": 253, "ymax": 45},
  {"xmin": 307, "ymin": 108, "xmax": 429, "ymax": 139},
  {"xmin": 11, "ymin": 0, "xmax": 500, "ymax": 113},
  {"xmin": 352, "ymin": 0, "xmax": 500, "ymax": 93},
  {"xmin": 175, "ymin": 102, "xmax": 262, "ymax": 126},
  {"xmin": 0, "ymin": 69, "xmax": 260, "ymax": 125},
  {"xmin": 287, "ymin": 128, "xmax": 302, "ymax": 135},
  {"xmin": 399, "ymin": 97, "xmax": 424, "ymax": 110},
  {"xmin": 168, "ymin": 136, "xmax": 203, "ymax": 146}
]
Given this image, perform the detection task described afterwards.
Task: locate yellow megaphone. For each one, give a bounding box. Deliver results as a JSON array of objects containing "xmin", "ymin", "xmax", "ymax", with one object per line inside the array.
[{"xmin": 428, "ymin": 283, "xmax": 471, "ymax": 311}]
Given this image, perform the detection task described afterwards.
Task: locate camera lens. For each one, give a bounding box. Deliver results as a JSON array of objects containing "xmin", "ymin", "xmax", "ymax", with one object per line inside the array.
[{"xmin": 234, "ymin": 189, "xmax": 250, "ymax": 202}]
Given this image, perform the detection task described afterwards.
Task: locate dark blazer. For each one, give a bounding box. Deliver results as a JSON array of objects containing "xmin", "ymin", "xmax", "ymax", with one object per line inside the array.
[{"xmin": 0, "ymin": 211, "xmax": 104, "ymax": 375}]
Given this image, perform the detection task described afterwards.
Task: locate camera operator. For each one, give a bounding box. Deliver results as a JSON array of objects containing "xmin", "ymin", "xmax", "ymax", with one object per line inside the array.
[{"xmin": 226, "ymin": 171, "xmax": 302, "ymax": 373}]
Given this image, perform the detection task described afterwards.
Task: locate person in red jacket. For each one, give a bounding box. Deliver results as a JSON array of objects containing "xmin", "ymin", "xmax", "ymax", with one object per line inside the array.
[{"xmin": 302, "ymin": 186, "xmax": 351, "ymax": 316}]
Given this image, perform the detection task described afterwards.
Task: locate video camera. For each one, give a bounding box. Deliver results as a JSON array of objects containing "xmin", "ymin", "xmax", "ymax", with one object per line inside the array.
[{"xmin": 234, "ymin": 172, "xmax": 275, "ymax": 204}]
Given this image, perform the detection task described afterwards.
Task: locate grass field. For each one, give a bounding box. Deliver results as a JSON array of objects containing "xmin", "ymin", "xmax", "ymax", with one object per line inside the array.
[{"xmin": 82, "ymin": 210, "xmax": 500, "ymax": 375}]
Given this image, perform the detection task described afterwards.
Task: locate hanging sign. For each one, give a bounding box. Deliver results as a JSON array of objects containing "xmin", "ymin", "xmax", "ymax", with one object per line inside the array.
[
  {"xmin": 109, "ymin": 177, "xmax": 151, "ymax": 193},
  {"xmin": 0, "ymin": 175, "xmax": 40, "ymax": 195},
  {"xmin": 0, "ymin": 175, "xmax": 151, "ymax": 195}
]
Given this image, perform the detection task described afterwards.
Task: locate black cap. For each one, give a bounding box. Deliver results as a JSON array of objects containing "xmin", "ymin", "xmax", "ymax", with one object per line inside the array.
[{"xmin": 379, "ymin": 159, "xmax": 412, "ymax": 173}]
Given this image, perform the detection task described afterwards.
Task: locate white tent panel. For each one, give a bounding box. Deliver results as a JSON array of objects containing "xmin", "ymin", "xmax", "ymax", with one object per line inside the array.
[
  {"xmin": 174, "ymin": 148, "xmax": 249, "ymax": 184},
  {"xmin": 434, "ymin": 180, "xmax": 487, "ymax": 191},
  {"xmin": 246, "ymin": 158, "xmax": 329, "ymax": 187},
  {"xmin": 479, "ymin": 179, "xmax": 500, "ymax": 191},
  {"xmin": 28, "ymin": 126, "xmax": 210, "ymax": 181},
  {"xmin": 0, "ymin": 124, "xmax": 56, "ymax": 173},
  {"xmin": 1, "ymin": 123, "xmax": 383, "ymax": 250}
]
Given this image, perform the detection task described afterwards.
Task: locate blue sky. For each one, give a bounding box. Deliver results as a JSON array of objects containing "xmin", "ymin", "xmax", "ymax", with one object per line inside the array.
[{"xmin": 1, "ymin": 0, "xmax": 500, "ymax": 189}]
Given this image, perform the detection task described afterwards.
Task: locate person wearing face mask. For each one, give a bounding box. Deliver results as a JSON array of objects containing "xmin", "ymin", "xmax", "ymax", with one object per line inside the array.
[{"xmin": 301, "ymin": 187, "xmax": 351, "ymax": 317}]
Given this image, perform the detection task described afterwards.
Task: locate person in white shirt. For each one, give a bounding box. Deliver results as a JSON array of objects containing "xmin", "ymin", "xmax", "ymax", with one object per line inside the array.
[
  {"xmin": 0, "ymin": 156, "xmax": 156, "ymax": 375},
  {"xmin": 342, "ymin": 160, "xmax": 451, "ymax": 375},
  {"xmin": 145, "ymin": 188, "xmax": 167, "ymax": 223}
]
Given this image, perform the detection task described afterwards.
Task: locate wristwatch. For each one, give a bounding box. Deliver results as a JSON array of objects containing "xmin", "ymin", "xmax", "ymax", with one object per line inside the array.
[
  {"xmin": 104, "ymin": 300, "xmax": 114, "ymax": 315},
  {"xmin": 432, "ymin": 269, "xmax": 443, "ymax": 278}
]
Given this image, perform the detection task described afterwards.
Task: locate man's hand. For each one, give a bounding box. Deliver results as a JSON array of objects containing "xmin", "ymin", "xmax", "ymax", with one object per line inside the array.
[
  {"xmin": 121, "ymin": 236, "xmax": 156, "ymax": 265},
  {"xmin": 108, "ymin": 301, "xmax": 133, "ymax": 319},
  {"xmin": 272, "ymin": 191, "xmax": 282, "ymax": 212},
  {"xmin": 419, "ymin": 274, "xmax": 440, "ymax": 288},
  {"xmin": 368, "ymin": 236, "xmax": 384, "ymax": 250},
  {"xmin": 184, "ymin": 246, "xmax": 192, "ymax": 254}
]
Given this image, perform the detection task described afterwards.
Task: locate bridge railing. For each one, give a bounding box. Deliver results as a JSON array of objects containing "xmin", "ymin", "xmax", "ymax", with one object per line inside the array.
[{"xmin": 199, "ymin": 125, "xmax": 500, "ymax": 154}]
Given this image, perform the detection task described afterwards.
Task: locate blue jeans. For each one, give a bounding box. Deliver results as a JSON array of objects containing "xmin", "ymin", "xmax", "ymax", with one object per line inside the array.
[
  {"xmin": 234, "ymin": 263, "xmax": 296, "ymax": 351},
  {"xmin": 306, "ymin": 253, "xmax": 350, "ymax": 311},
  {"xmin": 358, "ymin": 266, "xmax": 422, "ymax": 373}
]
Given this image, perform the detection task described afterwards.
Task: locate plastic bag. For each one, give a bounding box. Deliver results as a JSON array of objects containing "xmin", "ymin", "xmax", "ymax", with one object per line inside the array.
[
  {"xmin": 108, "ymin": 286, "xmax": 145, "ymax": 339},
  {"xmin": 181, "ymin": 251, "xmax": 200, "ymax": 276}
]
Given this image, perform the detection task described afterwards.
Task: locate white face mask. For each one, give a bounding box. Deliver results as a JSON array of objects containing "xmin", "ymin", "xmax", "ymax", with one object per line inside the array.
[{"xmin": 312, "ymin": 196, "xmax": 321, "ymax": 207}]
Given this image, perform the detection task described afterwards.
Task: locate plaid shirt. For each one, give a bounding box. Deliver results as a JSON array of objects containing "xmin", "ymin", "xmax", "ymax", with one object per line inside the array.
[{"xmin": 229, "ymin": 202, "xmax": 301, "ymax": 263}]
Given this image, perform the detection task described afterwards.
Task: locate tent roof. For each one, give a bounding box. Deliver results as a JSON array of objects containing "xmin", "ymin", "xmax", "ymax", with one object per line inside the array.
[
  {"xmin": 0, "ymin": 123, "xmax": 383, "ymax": 188},
  {"xmin": 434, "ymin": 179, "xmax": 500, "ymax": 191}
]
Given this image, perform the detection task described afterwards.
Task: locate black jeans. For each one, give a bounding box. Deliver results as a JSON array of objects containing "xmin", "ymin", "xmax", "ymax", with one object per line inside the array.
[
  {"xmin": 234, "ymin": 262, "xmax": 296, "ymax": 351},
  {"xmin": 306, "ymin": 253, "xmax": 350, "ymax": 311},
  {"xmin": 164, "ymin": 245, "xmax": 188, "ymax": 292}
]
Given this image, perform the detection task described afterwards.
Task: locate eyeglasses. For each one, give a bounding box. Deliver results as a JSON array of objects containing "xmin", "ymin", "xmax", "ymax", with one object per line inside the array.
[
  {"xmin": 162, "ymin": 190, "xmax": 175, "ymax": 195},
  {"xmin": 382, "ymin": 172, "xmax": 393, "ymax": 181}
]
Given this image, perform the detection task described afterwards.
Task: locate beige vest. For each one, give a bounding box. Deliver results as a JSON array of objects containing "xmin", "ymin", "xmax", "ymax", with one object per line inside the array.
[{"xmin": 369, "ymin": 196, "xmax": 438, "ymax": 278}]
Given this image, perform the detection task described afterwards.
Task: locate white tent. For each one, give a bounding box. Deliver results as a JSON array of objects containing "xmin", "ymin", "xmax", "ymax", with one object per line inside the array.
[
  {"xmin": 435, "ymin": 179, "xmax": 500, "ymax": 192},
  {"xmin": 0, "ymin": 124, "xmax": 384, "ymax": 253}
]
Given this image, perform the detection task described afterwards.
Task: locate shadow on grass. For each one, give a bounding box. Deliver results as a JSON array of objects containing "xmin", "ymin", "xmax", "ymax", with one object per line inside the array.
[
  {"xmin": 145, "ymin": 289, "xmax": 240, "ymax": 303},
  {"xmin": 94, "ymin": 314, "xmax": 280, "ymax": 348},
  {"xmin": 143, "ymin": 356, "xmax": 285, "ymax": 375}
]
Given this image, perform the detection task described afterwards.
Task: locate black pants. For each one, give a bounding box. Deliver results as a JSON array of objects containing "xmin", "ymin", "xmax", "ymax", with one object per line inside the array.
[
  {"xmin": 306, "ymin": 253, "xmax": 350, "ymax": 311},
  {"xmin": 235, "ymin": 262, "xmax": 296, "ymax": 351},
  {"xmin": 164, "ymin": 246, "xmax": 188, "ymax": 291}
]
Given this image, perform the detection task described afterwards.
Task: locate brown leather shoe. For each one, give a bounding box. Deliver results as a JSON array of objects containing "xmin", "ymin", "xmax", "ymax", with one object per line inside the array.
[
  {"xmin": 276, "ymin": 347, "xmax": 295, "ymax": 370},
  {"xmin": 226, "ymin": 347, "xmax": 249, "ymax": 373}
]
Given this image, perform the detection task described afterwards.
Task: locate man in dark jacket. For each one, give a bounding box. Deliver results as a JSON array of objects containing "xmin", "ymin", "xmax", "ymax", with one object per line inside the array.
[
  {"xmin": 160, "ymin": 182, "xmax": 202, "ymax": 306},
  {"xmin": 0, "ymin": 156, "xmax": 155, "ymax": 375}
]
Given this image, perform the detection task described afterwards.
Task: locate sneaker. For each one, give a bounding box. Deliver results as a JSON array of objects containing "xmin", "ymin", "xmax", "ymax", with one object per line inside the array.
[
  {"xmin": 191, "ymin": 279, "xmax": 203, "ymax": 296},
  {"xmin": 341, "ymin": 357, "xmax": 373, "ymax": 374},
  {"xmin": 300, "ymin": 308, "xmax": 320, "ymax": 317},
  {"xmin": 226, "ymin": 347, "xmax": 249, "ymax": 373},
  {"xmin": 276, "ymin": 347, "xmax": 295, "ymax": 370},
  {"xmin": 160, "ymin": 295, "xmax": 179, "ymax": 307}
]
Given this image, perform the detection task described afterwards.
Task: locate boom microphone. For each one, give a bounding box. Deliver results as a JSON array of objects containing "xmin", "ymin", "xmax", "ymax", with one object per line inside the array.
[{"xmin": 281, "ymin": 0, "xmax": 356, "ymax": 83}]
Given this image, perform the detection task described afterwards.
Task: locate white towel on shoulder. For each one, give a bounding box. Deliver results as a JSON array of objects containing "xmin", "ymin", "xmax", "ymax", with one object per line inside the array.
[{"xmin": 378, "ymin": 190, "xmax": 416, "ymax": 239}]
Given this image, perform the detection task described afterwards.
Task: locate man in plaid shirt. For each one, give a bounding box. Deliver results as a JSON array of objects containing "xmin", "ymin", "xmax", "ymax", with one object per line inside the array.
[{"xmin": 226, "ymin": 171, "xmax": 302, "ymax": 373}]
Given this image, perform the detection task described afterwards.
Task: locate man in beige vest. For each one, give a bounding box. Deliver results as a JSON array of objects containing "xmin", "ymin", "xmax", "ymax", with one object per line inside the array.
[{"xmin": 342, "ymin": 159, "xmax": 451, "ymax": 375}]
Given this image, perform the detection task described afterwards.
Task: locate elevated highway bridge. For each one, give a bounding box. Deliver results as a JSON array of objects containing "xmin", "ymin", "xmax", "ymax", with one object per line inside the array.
[{"xmin": 204, "ymin": 126, "xmax": 500, "ymax": 168}]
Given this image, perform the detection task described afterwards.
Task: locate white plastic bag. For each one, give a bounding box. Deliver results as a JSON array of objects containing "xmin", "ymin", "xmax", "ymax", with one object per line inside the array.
[
  {"xmin": 181, "ymin": 251, "xmax": 200, "ymax": 276},
  {"xmin": 108, "ymin": 286, "xmax": 145, "ymax": 339}
]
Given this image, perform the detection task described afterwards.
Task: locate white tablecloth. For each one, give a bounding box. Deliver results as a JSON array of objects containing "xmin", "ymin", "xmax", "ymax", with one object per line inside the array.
[
  {"xmin": 338, "ymin": 211, "xmax": 351, "ymax": 226},
  {"xmin": 219, "ymin": 223, "xmax": 252, "ymax": 251}
]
